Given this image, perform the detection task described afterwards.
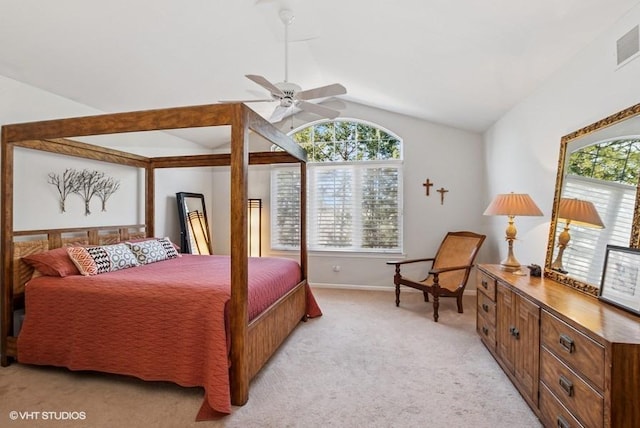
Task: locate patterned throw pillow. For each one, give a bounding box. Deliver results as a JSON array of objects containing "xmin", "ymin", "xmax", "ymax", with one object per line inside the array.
[
  {"xmin": 67, "ymin": 247, "xmax": 98, "ymax": 276},
  {"xmin": 126, "ymin": 237, "xmax": 180, "ymax": 265},
  {"xmin": 157, "ymin": 237, "xmax": 180, "ymax": 259},
  {"xmin": 67, "ymin": 244, "xmax": 139, "ymax": 276}
]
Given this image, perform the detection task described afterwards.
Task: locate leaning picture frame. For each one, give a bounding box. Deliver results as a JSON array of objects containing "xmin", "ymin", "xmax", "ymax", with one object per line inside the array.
[{"xmin": 599, "ymin": 245, "xmax": 640, "ymax": 316}]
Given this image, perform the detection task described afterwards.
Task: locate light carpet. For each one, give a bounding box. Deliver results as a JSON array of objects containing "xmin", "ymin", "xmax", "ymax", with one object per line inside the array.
[{"xmin": 0, "ymin": 287, "xmax": 542, "ymax": 427}]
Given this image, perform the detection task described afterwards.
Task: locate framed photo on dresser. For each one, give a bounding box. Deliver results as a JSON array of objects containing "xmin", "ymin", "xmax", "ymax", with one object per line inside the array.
[{"xmin": 599, "ymin": 245, "xmax": 640, "ymax": 316}]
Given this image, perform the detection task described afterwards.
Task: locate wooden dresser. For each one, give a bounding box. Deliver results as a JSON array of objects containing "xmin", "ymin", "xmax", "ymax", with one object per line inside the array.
[{"xmin": 476, "ymin": 264, "xmax": 640, "ymax": 428}]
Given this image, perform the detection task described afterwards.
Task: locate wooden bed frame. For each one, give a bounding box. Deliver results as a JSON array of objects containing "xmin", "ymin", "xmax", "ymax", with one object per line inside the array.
[{"xmin": 0, "ymin": 103, "xmax": 308, "ymax": 406}]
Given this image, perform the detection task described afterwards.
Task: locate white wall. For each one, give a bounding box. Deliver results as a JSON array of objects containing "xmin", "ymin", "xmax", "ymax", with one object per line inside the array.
[
  {"xmin": 14, "ymin": 149, "xmax": 142, "ymax": 229},
  {"xmin": 208, "ymin": 101, "xmax": 486, "ymax": 289},
  {"xmin": 484, "ymin": 5, "xmax": 640, "ymax": 268}
]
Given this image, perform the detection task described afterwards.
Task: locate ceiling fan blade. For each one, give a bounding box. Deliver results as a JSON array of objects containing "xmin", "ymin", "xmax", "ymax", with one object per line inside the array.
[
  {"xmin": 296, "ymin": 83, "xmax": 347, "ymax": 101},
  {"xmin": 218, "ymin": 99, "xmax": 275, "ymax": 104},
  {"xmin": 269, "ymin": 105, "xmax": 290, "ymax": 123},
  {"xmin": 245, "ymin": 74, "xmax": 284, "ymax": 98},
  {"xmin": 297, "ymin": 100, "xmax": 340, "ymax": 119}
]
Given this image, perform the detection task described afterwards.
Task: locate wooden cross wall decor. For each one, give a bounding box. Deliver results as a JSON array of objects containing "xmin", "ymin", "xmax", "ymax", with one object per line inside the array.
[
  {"xmin": 437, "ymin": 187, "xmax": 449, "ymax": 205},
  {"xmin": 422, "ymin": 178, "xmax": 434, "ymax": 196}
]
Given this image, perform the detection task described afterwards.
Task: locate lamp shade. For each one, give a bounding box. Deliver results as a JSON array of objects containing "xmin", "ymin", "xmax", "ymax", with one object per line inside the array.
[
  {"xmin": 557, "ymin": 198, "xmax": 604, "ymax": 228},
  {"xmin": 483, "ymin": 193, "xmax": 543, "ymax": 217}
]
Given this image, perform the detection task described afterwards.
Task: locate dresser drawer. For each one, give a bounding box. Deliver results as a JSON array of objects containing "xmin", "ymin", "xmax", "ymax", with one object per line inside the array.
[
  {"xmin": 477, "ymin": 292, "xmax": 496, "ymax": 325},
  {"xmin": 539, "ymin": 382, "xmax": 585, "ymax": 428},
  {"xmin": 540, "ymin": 348, "xmax": 603, "ymax": 428},
  {"xmin": 541, "ymin": 311, "xmax": 604, "ymax": 389},
  {"xmin": 477, "ymin": 310, "xmax": 496, "ymax": 351},
  {"xmin": 477, "ymin": 271, "xmax": 496, "ymax": 301}
]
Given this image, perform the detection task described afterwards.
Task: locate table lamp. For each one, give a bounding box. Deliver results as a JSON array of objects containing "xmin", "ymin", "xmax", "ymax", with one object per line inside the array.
[{"xmin": 484, "ymin": 193, "xmax": 543, "ymax": 273}]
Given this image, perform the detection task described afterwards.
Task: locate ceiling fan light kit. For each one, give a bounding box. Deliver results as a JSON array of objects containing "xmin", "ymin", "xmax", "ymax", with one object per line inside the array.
[{"xmin": 226, "ymin": 9, "xmax": 347, "ymax": 123}]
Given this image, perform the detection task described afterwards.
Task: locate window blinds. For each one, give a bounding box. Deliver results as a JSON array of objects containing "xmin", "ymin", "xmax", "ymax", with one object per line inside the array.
[{"xmin": 271, "ymin": 161, "xmax": 402, "ymax": 252}]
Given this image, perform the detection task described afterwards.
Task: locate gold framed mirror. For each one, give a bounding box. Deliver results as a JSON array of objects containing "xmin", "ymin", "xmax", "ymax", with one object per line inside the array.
[{"xmin": 545, "ymin": 103, "xmax": 640, "ymax": 295}]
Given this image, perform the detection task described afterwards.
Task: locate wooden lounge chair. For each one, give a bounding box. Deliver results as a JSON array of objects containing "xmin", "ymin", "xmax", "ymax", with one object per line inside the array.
[{"xmin": 387, "ymin": 231, "xmax": 485, "ymax": 322}]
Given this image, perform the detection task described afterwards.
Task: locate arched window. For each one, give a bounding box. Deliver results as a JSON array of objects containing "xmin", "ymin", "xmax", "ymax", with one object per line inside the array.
[{"xmin": 271, "ymin": 119, "xmax": 403, "ymax": 253}]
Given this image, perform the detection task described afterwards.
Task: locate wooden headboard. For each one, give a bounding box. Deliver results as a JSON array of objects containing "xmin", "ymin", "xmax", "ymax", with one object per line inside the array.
[{"xmin": 12, "ymin": 225, "xmax": 146, "ymax": 298}]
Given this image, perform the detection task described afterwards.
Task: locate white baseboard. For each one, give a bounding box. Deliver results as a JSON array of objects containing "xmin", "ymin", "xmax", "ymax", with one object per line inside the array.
[
  {"xmin": 310, "ymin": 282, "xmax": 394, "ymax": 291},
  {"xmin": 309, "ymin": 282, "xmax": 477, "ymax": 296}
]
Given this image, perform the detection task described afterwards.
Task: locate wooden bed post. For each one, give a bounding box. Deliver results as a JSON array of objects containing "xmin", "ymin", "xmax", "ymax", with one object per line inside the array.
[
  {"xmin": 229, "ymin": 105, "xmax": 250, "ymax": 405},
  {"xmin": 145, "ymin": 165, "xmax": 155, "ymax": 238},
  {"xmin": 300, "ymin": 163, "xmax": 308, "ymax": 281},
  {"xmin": 1, "ymin": 130, "xmax": 14, "ymax": 366}
]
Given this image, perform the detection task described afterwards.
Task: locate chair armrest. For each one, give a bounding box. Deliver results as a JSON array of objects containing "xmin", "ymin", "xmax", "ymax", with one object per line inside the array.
[
  {"xmin": 386, "ymin": 257, "xmax": 435, "ymax": 266},
  {"xmin": 429, "ymin": 264, "xmax": 474, "ymax": 275}
]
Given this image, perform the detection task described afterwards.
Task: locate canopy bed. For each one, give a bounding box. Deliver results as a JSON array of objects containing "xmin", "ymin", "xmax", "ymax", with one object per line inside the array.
[{"xmin": 0, "ymin": 103, "xmax": 318, "ymax": 419}]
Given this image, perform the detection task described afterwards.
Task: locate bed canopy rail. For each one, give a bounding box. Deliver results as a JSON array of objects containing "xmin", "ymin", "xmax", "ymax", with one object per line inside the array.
[{"xmin": 1, "ymin": 103, "xmax": 307, "ymax": 406}]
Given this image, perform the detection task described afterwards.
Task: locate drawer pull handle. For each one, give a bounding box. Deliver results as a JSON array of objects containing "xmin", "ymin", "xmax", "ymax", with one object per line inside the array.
[
  {"xmin": 481, "ymin": 280, "xmax": 488, "ymax": 289},
  {"xmin": 482, "ymin": 303, "xmax": 490, "ymax": 312},
  {"xmin": 559, "ymin": 334, "xmax": 575, "ymax": 353},
  {"xmin": 509, "ymin": 326, "xmax": 520, "ymax": 339},
  {"xmin": 559, "ymin": 375, "xmax": 574, "ymax": 397},
  {"xmin": 482, "ymin": 326, "xmax": 489, "ymax": 336},
  {"xmin": 557, "ymin": 415, "xmax": 570, "ymax": 428}
]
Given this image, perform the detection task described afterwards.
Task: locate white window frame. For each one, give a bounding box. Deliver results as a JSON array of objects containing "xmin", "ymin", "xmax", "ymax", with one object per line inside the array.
[{"xmin": 270, "ymin": 119, "xmax": 403, "ymax": 254}]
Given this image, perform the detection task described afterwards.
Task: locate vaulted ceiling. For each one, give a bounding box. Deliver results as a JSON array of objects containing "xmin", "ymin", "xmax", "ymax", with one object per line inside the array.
[{"xmin": 2, "ymin": 0, "xmax": 639, "ymax": 148}]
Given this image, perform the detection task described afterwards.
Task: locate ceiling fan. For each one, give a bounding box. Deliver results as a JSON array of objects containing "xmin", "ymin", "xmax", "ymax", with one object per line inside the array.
[{"xmin": 227, "ymin": 9, "xmax": 347, "ymax": 123}]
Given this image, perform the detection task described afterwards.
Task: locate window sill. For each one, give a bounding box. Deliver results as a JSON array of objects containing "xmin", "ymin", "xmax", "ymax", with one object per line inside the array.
[{"xmin": 269, "ymin": 249, "xmax": 405, "ymax": 259}]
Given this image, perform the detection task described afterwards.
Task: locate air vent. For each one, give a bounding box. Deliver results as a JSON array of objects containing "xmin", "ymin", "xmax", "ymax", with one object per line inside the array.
[{"xmin": 617, "ymin": 25, "xmax": 639, "ymax": 67}]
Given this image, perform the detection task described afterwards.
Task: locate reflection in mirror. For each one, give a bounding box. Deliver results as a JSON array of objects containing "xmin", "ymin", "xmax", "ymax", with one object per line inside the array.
[
  {"xmin": 550, "ymin": 197, "xmax": 605, "ymax": 275},
  {"xmin": 545, "ymin": 103, "xmax": 640, "ymax": 295},
  {"xmin": 176, "ymin": 192, "xmax": 212, "ymax": 255}
]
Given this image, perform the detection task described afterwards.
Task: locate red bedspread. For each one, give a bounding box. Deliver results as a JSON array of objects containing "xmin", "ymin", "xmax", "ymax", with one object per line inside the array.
[{"xmin": 17, "ymin": 255, "xmax": 321, "ymax": 418}]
